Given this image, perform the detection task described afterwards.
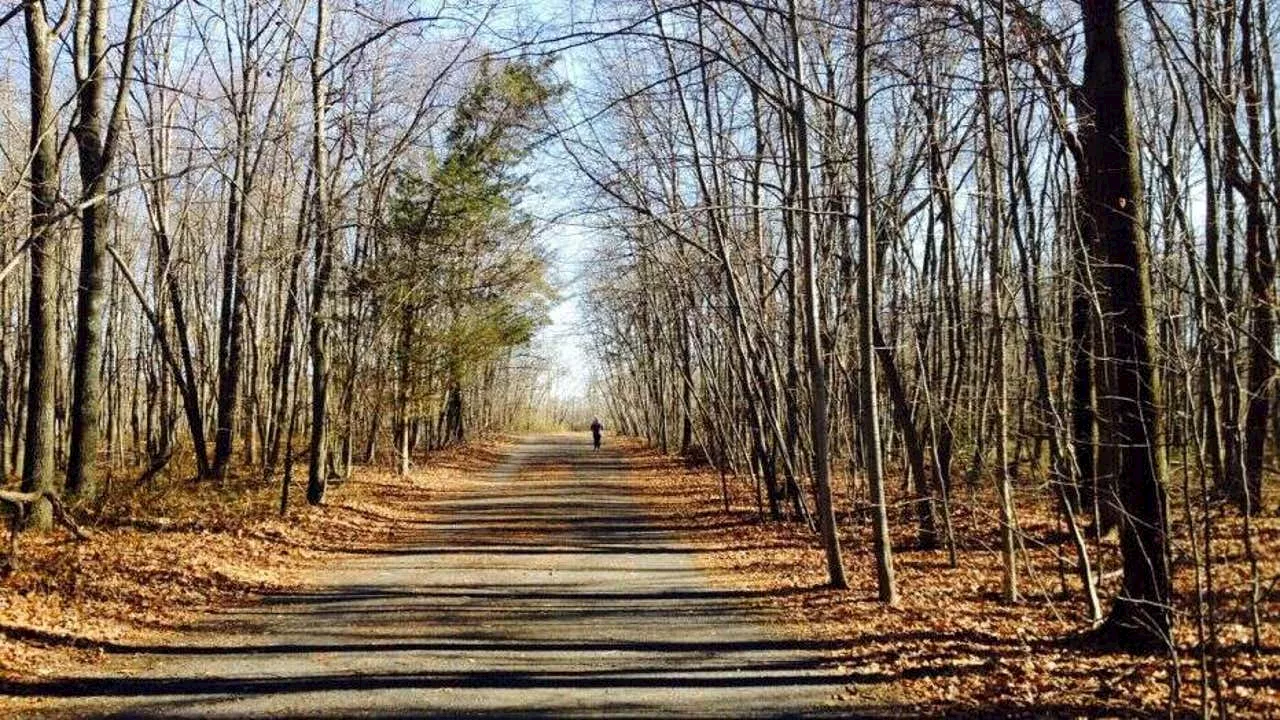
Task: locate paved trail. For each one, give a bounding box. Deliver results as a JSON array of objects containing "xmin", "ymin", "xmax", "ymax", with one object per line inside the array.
[{"xmin": 14, "ymin": 435, "xmax": 861, "ymax": 718}]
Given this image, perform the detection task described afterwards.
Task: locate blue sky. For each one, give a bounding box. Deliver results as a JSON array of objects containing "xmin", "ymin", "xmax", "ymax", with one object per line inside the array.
[{"xmin": 503, "ymin": 0, "xmax": 604, "ymax": 402}]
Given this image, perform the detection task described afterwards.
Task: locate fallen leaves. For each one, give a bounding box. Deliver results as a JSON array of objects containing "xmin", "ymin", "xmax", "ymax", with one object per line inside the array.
[
  {"xmin": 626, "ymin": 441, "xmax": 1279, "ymax": 718},
  {"xmin": 3, "ymin": 436, "xmax": 1272, "ymax": 718},
  {"xmin": 0, "ymin": 439, "xmax": 508, "ymax": 690}
]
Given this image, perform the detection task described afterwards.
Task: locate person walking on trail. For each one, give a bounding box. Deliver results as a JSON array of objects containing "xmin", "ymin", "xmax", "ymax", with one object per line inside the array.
[{"xmin": 590, "ymin": 417, "xmax": 603, "ymax": 451}]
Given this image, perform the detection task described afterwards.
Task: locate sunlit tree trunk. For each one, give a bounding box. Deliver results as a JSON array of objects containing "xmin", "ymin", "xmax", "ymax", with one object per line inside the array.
[
  {"xmin": 19, "ymin": 0, "xmax": 60, "ymax": 528},
  {"xmin": 66, "ymin": 0, "xmax": 144, "ymax": 500},
  {"xmin": 854, "ymin": 0, "xmax": 895, "ymax": 604}
]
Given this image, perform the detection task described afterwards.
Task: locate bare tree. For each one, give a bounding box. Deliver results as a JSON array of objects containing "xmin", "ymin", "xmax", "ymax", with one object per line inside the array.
[
  {"xmin": 18, "ymin": 0, "xmax": 61, "ymax": 528},
  {"xmin": 65, "ymin": 0, "xmax": 146, "ymax": 500},
  {"xmin": 1079, "ymin": 0, "xmax": 1171, "ymax": 649}
]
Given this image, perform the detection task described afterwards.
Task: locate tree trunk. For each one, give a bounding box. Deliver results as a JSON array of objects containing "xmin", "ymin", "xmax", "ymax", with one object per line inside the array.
[
  {"xmin": 855, "ymin": 0, "xmax": 897, "ymax": 604},
  {"xmin": 306, "ymin": 0, "xmax": 332, "ymax": 506},
  {"xmin": 397, "ymin": 306, "xmax": 413, "ymax": 476},
  {"xmin": 1235, "ymin": 0, "xmax": 1274, "ymax": 515},
  {"xmin": 873, "ymin": 320, "xmax": 936, "ymax": 550},
  {"xmin": 789, "ymin": 0, "xmax": 848, "ymax": 590},
  {"xmin": 19, "ymin": 0, "xmax": 60, "ymax": 529},
  {"xmin": 1080, "ymin": 0, "xmax": 1172, "ymax": 650},
  {"xmin": 213, "ymin": 140, "xmax": 248, "ymax": 479},
  {"xmin": 66, "ymin": 0, "xmax": 144, "ymax": 500}
]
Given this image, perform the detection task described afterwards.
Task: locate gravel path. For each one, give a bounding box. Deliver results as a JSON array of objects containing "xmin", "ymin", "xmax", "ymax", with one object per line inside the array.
[{"xmin": 11, "ymin": 434, "xmax": 865, "ymax": 718}]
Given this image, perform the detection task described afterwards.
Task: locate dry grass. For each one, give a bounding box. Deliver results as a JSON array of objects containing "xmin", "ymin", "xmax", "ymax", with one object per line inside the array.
[{"xmin": 625, "ymin": 442, "xmax": 1279, "ymax": 718}]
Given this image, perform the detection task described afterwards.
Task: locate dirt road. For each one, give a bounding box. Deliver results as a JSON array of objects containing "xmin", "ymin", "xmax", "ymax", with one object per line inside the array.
[{"xmin": 9, "ymin": 435, "xmax": 861, "ymax": 718}]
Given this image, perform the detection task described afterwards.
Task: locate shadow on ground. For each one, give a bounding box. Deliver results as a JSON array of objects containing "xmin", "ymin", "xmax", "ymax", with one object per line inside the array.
[{"xmin": 1, "ymin": 435, "xmax": 1131, "ymax": 719}]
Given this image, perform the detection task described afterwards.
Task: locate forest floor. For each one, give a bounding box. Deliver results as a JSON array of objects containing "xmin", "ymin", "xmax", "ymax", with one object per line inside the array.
[
  {"xmin": 0, "ymin": 434, "xmax": 1274, "ymax": 718},
  {"xmin": 632, "ymin": 444, "xmax": 1280, "ymax": 718}
]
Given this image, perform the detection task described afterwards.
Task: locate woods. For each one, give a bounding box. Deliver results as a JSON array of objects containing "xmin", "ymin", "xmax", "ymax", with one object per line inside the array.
[
  {"xmin": 568, "ymin": 0, "xmax": 1278, "ymax": 706},
  {"xmin": 0, "ymin": 0, "xmax": 557, "ymax": 521},
  {"xmin": 0, "ymin": 0, "xmax": 1276, "ymax": 716}
]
